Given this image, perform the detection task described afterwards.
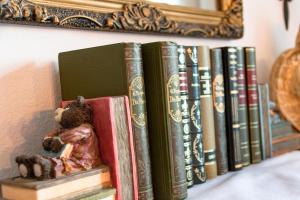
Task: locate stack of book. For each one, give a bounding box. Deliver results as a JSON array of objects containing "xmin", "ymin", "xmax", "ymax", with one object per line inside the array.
[{"xmin": 51, "ymin": 42, "xmax": 298, "ymax": 199}]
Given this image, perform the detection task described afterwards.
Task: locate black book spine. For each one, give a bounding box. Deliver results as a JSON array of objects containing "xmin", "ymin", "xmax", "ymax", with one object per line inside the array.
[
  {"xmin": 211, "ymin": 48, "xmax": 228, "ymax": 175},
  {"xmin": 236, "ymin": 47, "xmax": 251, "ymax": 166},
  {"xmin": 178, "ymin": 46, "xmax": 194, "ymax": 187},
  {"xmin": 185, "ymin": 46, "xmax": 206, "ymax": 184},
  {"xmin": 222, "ymin": 47, "xmax": 243, "ymax": 171}
]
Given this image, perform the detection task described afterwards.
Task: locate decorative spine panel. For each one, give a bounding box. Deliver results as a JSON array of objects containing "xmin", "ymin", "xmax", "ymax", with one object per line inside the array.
[
  {"xmin": 178, "ymin": 45, "xmax": 193, "ymax": 187},
  {"xmin": 185, "ymin": 46, "xmax": 207, "ymax": 184}
]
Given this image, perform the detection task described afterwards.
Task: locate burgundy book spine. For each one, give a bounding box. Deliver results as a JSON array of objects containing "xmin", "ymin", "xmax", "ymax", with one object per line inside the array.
[{"xmin": 245, "ymin": 47, "xmax": 262, "ymax": 163}]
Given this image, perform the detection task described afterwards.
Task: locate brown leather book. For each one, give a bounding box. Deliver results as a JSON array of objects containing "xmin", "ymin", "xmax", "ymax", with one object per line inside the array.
[
  {"xmin": 198, "ymin": 46, "xmax": 218, "ymax": 179},
  {"xmin": 244, "ymin": 47, "xmax": 262, "ymax": 164},
  {"xmin": 142, "ymin": 42, "xmax": 187, "ymax": 200},
  {"xmin": 178, "ymin": 45, "xmax": 194, "ymax": 187},
  {"xmin": 211, "ymin": 48, "xmax": 228, "ymax": 175},
  {"xmin": 58, "ymin": 43, "xmax": 153, "ymax": 200}
]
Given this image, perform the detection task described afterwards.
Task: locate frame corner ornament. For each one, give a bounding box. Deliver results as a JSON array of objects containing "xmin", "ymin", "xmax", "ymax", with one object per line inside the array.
[{"xmin": 0, "ymin": 0, "xmax": 243, "ymax": 39}]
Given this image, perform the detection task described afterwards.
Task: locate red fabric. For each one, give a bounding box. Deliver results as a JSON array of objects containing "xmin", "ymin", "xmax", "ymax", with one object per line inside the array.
[{"xmin": 62, "ymin": 96, "xmax": 138, "ymax": 200}]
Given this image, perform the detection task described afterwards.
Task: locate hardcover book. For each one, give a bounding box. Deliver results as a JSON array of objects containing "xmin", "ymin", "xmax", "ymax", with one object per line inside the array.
[
  {"xmin": 272, "ymin": 120, "xmax": 294, "ymax": 139},
  {"xmin": 0, "ymin": 166, "xmax": 111, "ymax": 200},
  {"xmin": 58, "ymin": 43, "xmax": 153, "ymax": 200},
  {"xmin": 142, "ymin": 42, "xmax": 187, "ymax": 199},
  {"xmin": 185, "ymin": 46, "xmax": 206, "ymax": 184},
  {"xmin": 198, "ymin": 46, "xmax": 218, "ymax": 179},
  {"xmin": 62, "ymin": 96, "xmax": 138, "ymax": 200},
  {"xmin": 71, "ymin": 188, "xmax": 116, "ymax": 200},
  {"xmin": 236, "ymin": 47, "xmax": 251, "ymax": 166},
  {"xmin": 178, "ymin": 45, "xmax": 193, "ymax": 187},
  {"xmin": 272, "ymin": 133, "xmax": 300, "ymax": 157},
  {"xmin": 258, "ymin": 84, "xmax": 273, "ymax": 159},
  {"xmin": 211, "ymin": 48, "xmax": 228, "ymax": 175},
  {"xmin": 244, "ymin": 47, "xmax": 262, "ymax": 164},
  {"xmin": 222, "ymin": 47, "xmax": 243, "ymax": 171}
]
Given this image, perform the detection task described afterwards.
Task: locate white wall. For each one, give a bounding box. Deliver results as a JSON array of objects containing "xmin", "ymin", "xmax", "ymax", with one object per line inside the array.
[{"xmin": 0, "ymin": 0, "xmax": 299, "ymax": 179}]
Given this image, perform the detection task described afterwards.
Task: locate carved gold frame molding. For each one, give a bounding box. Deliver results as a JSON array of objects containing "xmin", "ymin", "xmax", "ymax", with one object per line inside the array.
[{"xmin": 0, "ymin": 0, "xmax": 243, "ymax": 38}]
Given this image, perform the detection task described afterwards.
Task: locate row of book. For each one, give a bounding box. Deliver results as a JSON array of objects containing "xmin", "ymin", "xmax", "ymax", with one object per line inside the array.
[{"xmin": 57, "ymin": 42, "xmax": 274, "ymax": 200}]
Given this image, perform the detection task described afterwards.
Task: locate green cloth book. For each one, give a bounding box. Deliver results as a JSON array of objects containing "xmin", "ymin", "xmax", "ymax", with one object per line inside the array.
[
  {"xmin": 58, "ymin": 43, "xmax": 153, "ymax": 199},
  {"xmin": 142, "ymin": 42, "xmax": 187, "ymax": 200}
]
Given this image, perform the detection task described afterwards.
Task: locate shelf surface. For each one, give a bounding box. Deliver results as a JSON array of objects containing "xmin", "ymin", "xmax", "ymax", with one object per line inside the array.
[{"xmin": 188, "ymin": 151, "xmax": 300, "ymax": 200}]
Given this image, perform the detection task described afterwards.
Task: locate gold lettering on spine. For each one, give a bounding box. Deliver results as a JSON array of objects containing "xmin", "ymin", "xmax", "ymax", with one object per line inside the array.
[
  {"xmin": 213, "ymin": 74, "xmax": 225, "ymax": 113},
  {"xmin": 190, "ymin": 102, "xmax": 201, "ymax": 130},
  {"xmin": 167, "ymin": 74, "xmax": 182, "ymax": 123},
  {"xmin": 129, "ymin": 76, "xmax": 146, "ymax": 127}
]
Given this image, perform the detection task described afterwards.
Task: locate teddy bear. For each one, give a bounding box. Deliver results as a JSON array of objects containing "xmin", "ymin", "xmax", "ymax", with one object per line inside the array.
[{"xmin": 15, "ymin": 96, "xmax": 101, "ymax": 180}]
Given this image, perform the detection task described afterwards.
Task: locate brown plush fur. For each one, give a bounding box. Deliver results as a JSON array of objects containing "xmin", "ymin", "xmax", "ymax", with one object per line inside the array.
[{"xmin": 60, "ymin": 98, "xmax": 92, "ymax": 129}]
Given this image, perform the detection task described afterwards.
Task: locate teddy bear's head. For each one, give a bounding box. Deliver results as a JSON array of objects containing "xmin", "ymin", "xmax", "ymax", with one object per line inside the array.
[{"xmin": 55, "ymin": 96, "xmax": 92, "ymax": 129}]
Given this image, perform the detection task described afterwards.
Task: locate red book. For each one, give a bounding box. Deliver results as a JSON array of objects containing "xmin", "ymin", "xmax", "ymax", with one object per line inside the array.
[{"xmin": 62, "ymin": 96, "xmax": 138, "ymax": 200}]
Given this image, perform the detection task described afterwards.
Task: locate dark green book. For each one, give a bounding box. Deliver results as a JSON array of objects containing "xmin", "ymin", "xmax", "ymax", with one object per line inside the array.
[
  {"xmin": 245, "ymin": 47, "xmax": 262, "ymax": 164},
  {"xmin": 58, "ymin": 43, "xmax": 153, "ymax": 200},
  {"xmin": 211, "ymin": 48, "xmax": 228, "ymax": 175},
  {"xmin": 236, "ymin": 47, "xmax": 251, "ymax": 166},
  {"xmin": 185, "ymin": 46, "xmax": 206, "ymax": 184},
  {"xmin": 142, "ymin": 42, "xmax": 187, "ymax": 200},
  {"xmin": 178, "ymin": 45, "xmax": 193, "ymax": 187},
  {"xmin": 222, "ymin": 47, "xmax": 243, "ymax": 171}
]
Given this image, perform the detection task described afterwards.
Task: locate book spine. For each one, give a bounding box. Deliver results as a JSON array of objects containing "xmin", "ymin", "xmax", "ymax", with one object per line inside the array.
[
  {"xmin": 198, "ymin": 46, "xmax": 218, "ymax": 179},
  {"xmin": 245, "ymin": 47, "xmax": 262, "ymax": 164},
  {"xmin": 258, "ymin": 85, "xmax": 266, "ymax": 160},
  {"xmin": 210, "ymin": 48, "xmax": 228, "ymax": 175},
  {"xmin": 185, "ymin": 46, "xmax": 206, "ymax": 184},
  {"xmin": 124, "ymin": 43, "xmax": 154, "ymax": 200},
  {"xmin": 236, "ymin": 47, "xmax": 251, "ymax": 166},
  {"xmin": 222, "ymin": 47, "xmax": 243, "ymax": 171},
  {"xmin": 258, "ymin": 84, "xmax": 273, "ymax": 158},
  {"xmin": 161, "ymin": 42, "xmax": 187, "ymax": 199},
  {"xmin": 178, "ymin": 46, "xmax": 194, "ymax": 187}
]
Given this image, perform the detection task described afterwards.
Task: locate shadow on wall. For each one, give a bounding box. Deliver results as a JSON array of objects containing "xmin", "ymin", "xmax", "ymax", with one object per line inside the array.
[{"xmin": 0, "ymin": 62, "xmax": 61, "ymax": 179}]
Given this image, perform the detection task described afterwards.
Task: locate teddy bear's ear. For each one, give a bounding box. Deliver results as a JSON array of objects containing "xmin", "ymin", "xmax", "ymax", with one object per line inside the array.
[{"xmin": 77, "ymin": 96, "xmax": 85, "ymax": 106}]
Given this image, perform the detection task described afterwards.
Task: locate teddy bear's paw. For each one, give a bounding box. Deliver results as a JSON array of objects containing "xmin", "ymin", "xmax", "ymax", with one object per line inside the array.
[
  {"xmin": 15, "ymin": 155, "xmax": 34, "ymax": 178},
  {"xmin": 32, "ymin": 155, "xmax": 52, "ymax": 180}
]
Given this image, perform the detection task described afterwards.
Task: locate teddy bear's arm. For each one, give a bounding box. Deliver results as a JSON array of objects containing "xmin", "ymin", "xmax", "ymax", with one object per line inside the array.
[
  {"xmin": 44, "ymin": 130, "xmax": 60, "ymax": 139},
  {"xmin": 59, "ymin": 124, "xmax": 92, "ymax": 144}
]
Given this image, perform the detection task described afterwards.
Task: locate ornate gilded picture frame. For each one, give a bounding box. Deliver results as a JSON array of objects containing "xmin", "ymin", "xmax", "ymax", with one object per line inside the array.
[{"xmin": 0, "ymin": 0, "xmax": 243, "ymax": 38}]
